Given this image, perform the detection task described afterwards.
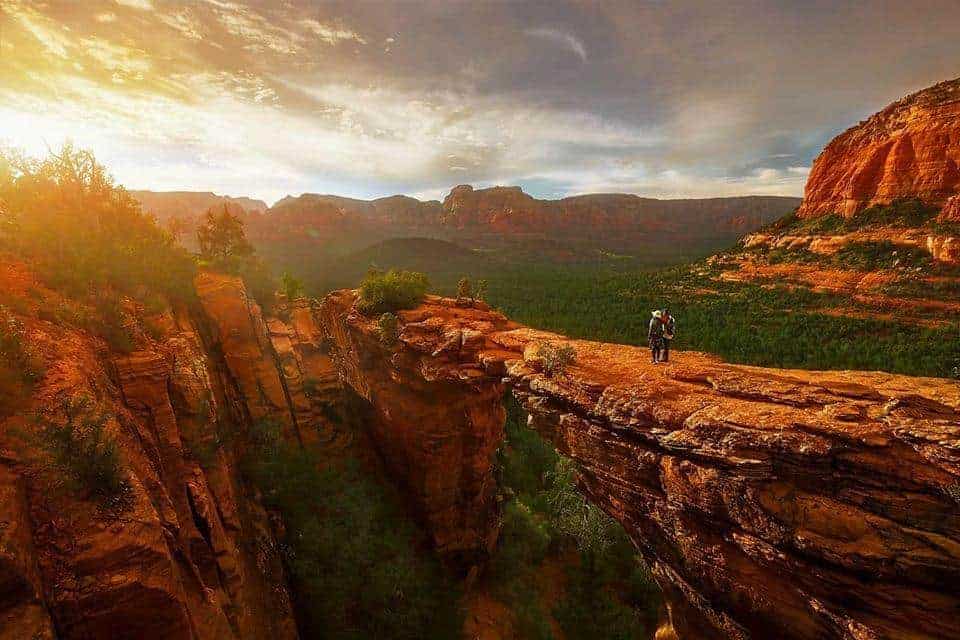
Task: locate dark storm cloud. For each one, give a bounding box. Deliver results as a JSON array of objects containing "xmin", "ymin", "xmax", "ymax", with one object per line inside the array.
[{"xmin": 1, "ymin": 0, "xmax": 957, "ymax": 202}]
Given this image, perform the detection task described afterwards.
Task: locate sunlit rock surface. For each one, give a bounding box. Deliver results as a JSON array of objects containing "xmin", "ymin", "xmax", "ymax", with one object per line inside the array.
[
  {"xmin": 322, "ymin": 291, "xmax": 960, "ymax": 640},
  {"xmin": 798, "ymin": 78, "xmax": 960, "ymax": 218}
]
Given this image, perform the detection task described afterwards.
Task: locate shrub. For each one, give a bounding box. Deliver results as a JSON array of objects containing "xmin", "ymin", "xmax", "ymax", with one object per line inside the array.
[
  {"xmin": 377, "ymin": 312, "xmax": 399, "ymax": 346},
  {"xmin": 93, "ymin": 295, "xmax": 136, "ymax": 353},
  {"xmin": 357, "ymin": 269, "xmax": 429, "ymax": 314},
  {"xmin": 537, "ymin": 342, "xmax": 576, "ymax": 377},
  {"xmin": 0, "ymin": 305, "xmax": 43, "ymax": 382},
  {"xmin": 492, "ymin": 501, "xmax": 553, "ymax": 579},
  {"xmin": 32, "ymin": 397, "xmax": 131, "ymax": 509},
  {"xmin": 475, "ymin": 279, "xmax": 488, "ymax": 301},
  {"xmin": 456, "ymin": 277, "xmax": 472, "ymax": 302},
  {"xmin": 456, "ymin": 276, "xmax": 488, "ymax": 304},
  {"xmin": 197, "ymin": 204, "xmax": 254, "ymax": 268},
  {"xmin": 833, "ymin": 241, "xmax": 931, "ymax": 271},
  {"xmin": 281, "ymin": 271, "xmax": 304, "ymax": 302},
  {"xmin": 544, "ymin": 459, "xmax": 620, "ymax": 561}
]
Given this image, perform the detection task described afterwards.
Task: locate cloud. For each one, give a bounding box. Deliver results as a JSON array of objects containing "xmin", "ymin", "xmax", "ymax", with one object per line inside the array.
[
  {"xmin": 524, "ymin": 27, "xmax": 587, "ymax": 62},
  {"xmin": 115, "ymin": 0, "xmax": 153, "ymax": 9},
  {"xmin": 300, "ymin": 19, "xmax": 366, "ymax": 45},
  {"xmin": 1, "ymin": 0, "xmax": 959, "ymax": 203}
]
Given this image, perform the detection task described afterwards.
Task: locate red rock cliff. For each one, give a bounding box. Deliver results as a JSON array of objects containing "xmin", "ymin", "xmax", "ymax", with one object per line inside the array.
[
  {"xmin": 0, "ymin": 267, "xmax": 346, "ymax": 639},
  {"xmin": 799, "ymin": 78, "xmax": 960, "ymax": 218},
  {"xmin": 321, "ymin": 291, "xmax": 960, "ymax": 640},
  {"xmin": 318, "ymin": 291, "xmax": 506, "ymax": 568}
]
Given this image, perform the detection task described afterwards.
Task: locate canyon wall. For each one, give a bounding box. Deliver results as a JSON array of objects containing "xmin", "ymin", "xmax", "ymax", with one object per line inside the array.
[
  {"xmin": 0, "ymin": 268, "xmax": 343, "ymax": 639},
  {"xmin": 321, "ymin": 291, "xmax": 960, "ymax": 640},
  {"xmin": 798, "ymin": 78, "xmax": 960, "ymax": 218}
]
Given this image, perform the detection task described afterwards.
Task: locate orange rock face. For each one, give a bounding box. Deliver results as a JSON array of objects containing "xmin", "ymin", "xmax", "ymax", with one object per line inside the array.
[
  {"xmin": 798, "ymin": 78, "xmax": 960, "ymax": 218},
  {"xmin": 0, "ymin": 265, "xmax": 360, "ymax": 640},
  {"xmin": 940, "ymin": 194, "xmax": 960, "ymax": 222},
  {"xmin": 321, "ymin": 292, "xmax": 960, "ymax": 640},
  {"xmin": 319, "ymin": 291, "xmax": 507, "ymax": 567}
]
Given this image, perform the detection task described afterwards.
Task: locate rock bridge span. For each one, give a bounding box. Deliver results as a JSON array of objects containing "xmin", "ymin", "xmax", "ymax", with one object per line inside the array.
[{"xmin": 319, "ymin": 290, "xmax": 960, "ymax": 640}]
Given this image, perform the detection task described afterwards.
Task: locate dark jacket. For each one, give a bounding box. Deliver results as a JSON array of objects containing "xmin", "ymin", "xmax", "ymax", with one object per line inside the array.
[
  {"xmin": 648, "ymin": 313, "xmax": 664, "ymax": 344},
  {"xmin": 662, "ymin": 315, "xmax": 676, "ymax": 339}
]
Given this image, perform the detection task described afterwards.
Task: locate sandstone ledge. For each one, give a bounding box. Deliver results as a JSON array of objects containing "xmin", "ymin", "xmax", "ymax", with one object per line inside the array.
[{"xmin": 322, "ymin": 290, "xmax": 960, "ymax": 640}]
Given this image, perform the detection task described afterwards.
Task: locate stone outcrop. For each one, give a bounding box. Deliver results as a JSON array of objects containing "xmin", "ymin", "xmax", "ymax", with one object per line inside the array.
[
  {"xmin": 318, "ymin": 292, "xmax": 507, "ymax": 567},
  {"xmin": 939, "ymin": 194, "xmax": 960, "ymax": 223},
  {"xmin": 321, "ymin": 291, "xmax": 960, "ymax": 640},
  {"xmin": 798, "ymin": 78, "xmax": 960, "ymax": 218}
]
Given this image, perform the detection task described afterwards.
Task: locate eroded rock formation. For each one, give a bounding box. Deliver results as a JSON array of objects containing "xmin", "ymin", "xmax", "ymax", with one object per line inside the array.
[
  {"xmin": 321, "ymin": 291, "xmax": 960, "ymax": 640},
  {"xmin": 798, "ymin": 78, "xmax": 960, "ymax": 218},
  {"xmin": 318, "ymin": 292, "xmax": 506, "ymax": 567},
  {"xmin": 0, "ymin": 266, "xmax": 347, "ymax": 639}
]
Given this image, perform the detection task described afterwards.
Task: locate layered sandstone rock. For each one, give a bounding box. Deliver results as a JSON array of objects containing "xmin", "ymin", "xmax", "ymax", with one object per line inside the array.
[
  {"xmin": 798, "ymin": 78, "xmax": 960, "ymax": 218},
  {"xmin": 319, "ymin": 291, "xmax": 509, "ymax": 567},
  {"xmin": 939, "ymin": 194, "xmax": 960, "ymax": 223},
  {"xmin": 322, "ymin": 292, "xmax": 960, "ymax": 640},
  {"xmin": 0, "ymin": 265, "xmax": 302, "ymax": 640}
]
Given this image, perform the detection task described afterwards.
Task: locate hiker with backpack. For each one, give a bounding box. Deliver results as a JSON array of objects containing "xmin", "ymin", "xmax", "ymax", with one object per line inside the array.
[
  {"xmin": 648, "ymin": 308, "xmax": 676, "ymax": 364},
  {"xmin": 660, "ymin": 308, "xmax": 675, "ymax": 362}
]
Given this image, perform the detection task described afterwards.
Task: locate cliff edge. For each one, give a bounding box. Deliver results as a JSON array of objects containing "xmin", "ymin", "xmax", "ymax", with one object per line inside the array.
[{"xmin": 321, "ymin": 290, "xmax": 960, "ymax": 640}]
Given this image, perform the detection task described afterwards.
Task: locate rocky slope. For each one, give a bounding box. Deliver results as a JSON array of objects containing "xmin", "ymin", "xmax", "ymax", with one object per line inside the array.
[
  {"xmin": 798, "ymin": 78, "xmax": 960, "ymax": 218},
  {"xmin": 718, "ymin": 78, "xmax": 960, "ymax": 329},
  {"xmin": 0, "ymin": 265, "xmax": 342, "ymax": 639},
  {"xmin": 321, "ymin": 291, "xmax": 960, "ymax": 640}
]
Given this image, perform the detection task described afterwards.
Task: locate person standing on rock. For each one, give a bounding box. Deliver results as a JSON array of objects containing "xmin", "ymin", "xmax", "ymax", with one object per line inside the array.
[
  {"xmin": 660, "ymin": 308, "xmax": 675, "ymax": 363},
  {"xmin": 648, "ymin": 309, "xmax": 665, "ymax": 364}
]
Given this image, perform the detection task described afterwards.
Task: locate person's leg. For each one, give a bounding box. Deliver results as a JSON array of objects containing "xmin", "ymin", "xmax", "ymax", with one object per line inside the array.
[
  {"xmin": 651, "ymin": 339, "xmax": 660, "ymax": 364},
  {"xmin": 661, "ymin": 339, "xmax": 670, "ymax": 362}
]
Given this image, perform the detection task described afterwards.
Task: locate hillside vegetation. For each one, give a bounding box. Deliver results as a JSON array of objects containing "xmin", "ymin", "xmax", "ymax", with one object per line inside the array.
[{"xmin": 319, "ymin": 229, "xmax": 958, "ymax": 378}]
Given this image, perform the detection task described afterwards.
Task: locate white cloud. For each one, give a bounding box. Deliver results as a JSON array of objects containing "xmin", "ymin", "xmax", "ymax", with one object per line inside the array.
[
  {"xmin": 525, "ymin": 27, "xmax": 587, "ymax": 62},
  {"xmin": 299, "ymin": 19, "xmax": 366, "ymax": 45},
  {"xmin": 115, "ymin": 0, "xmax": 154, "ymax": 9}
]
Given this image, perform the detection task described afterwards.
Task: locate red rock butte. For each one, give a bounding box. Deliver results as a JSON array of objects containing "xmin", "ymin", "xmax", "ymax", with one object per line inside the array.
[{"xmin": 798, "ymin": 77, "xmax": 960, "ymax": 218}]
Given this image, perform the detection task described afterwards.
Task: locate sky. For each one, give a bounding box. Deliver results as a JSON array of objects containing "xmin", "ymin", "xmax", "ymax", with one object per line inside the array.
[{"xmin": 1, "ymin": 1, "xmax": 958, "ymax": 205}]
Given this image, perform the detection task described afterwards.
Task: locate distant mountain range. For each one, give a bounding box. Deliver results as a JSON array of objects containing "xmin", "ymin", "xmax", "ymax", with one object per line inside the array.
[
  {"xmin": 133, "ymin": 185, "xmax": 800, "ymax": 262},
  {"xmin": 130, "ymin": 191, "xmax": 268, "ymax": 220}
]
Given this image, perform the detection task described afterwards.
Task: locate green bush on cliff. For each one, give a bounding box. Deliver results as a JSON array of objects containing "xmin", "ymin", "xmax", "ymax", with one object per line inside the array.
[
  {"xmin": 196, "ymin": 204, "xmax": 277, "ymax": 311},
  {"xmin": 0, "ymin": 304, "xmax": 44, "ymax": 414},
  {"xmin": 536, "ymin": 342, "xmax": 576, "ymax": 377},
  {"xmin": 357, "ymin": 268, "xmax": 429, "ymax": 314},
  {"xmin": 28, "ymin": 397, "xmax": 131, "ymax": 509},
  {"xmin": 760, "ymin": 199, "xmax": 940, "ymax": 236},
  {"xmin": 376, "ymin": 312, "xmax": 400, "ymax": 346}
]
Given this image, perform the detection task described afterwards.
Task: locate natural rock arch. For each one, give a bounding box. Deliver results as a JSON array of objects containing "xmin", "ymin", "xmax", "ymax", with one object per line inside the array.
[{"xmin": 320, "ymin": 290, "xmax": 960, "ymax": 640}]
